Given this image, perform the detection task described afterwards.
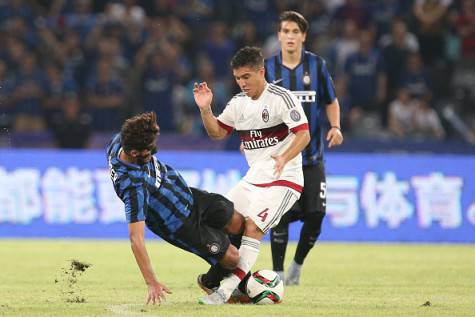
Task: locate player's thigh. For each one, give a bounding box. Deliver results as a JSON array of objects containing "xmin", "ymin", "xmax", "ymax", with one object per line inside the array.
[
  {"xmin": 174, "ymin": 221, "xmax": 231, "ymax": 265},
  {"xmin": 191, "ymin": 187, "xmax": 234, "ymax": 230},
  {"xmin": 301, "ymin": 162, "xmax": 326, "ymax": 214},
  {"xmin": 247, "ymin": 186, "xmax": 300, "ymax": 234},
  {"xmin": 226, "ymin": 180, "xmax": 252, "ymax": 218}
]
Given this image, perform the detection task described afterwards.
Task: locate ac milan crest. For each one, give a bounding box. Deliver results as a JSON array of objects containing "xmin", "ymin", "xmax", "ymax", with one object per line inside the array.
[{"xmin": 262, "ymin": 109, "xmax": 269, "ymax": 122}]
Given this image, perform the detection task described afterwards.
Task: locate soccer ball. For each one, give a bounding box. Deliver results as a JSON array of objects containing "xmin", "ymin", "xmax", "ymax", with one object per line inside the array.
[{"xmin": 246, "ymin": 269, "xmax": 284, "ymax": 304}]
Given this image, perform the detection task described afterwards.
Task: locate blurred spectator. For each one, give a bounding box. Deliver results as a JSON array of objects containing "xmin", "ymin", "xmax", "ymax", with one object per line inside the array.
[
  {"xmin": 182, "ymin": 56, "xmax": 228, "ymax": 135},
  {"xmin": 413, "ymin": 0, "xmax": 452, "ymax": 66},
  {"xmin": 142, "ymin": 51, "xmax": 177, "ymax": 132},
  {"xmin": 241, "ymin": 0, "xmax": 278, "ymax": 39},
  {"xmin": 175, "ymin": 0, "xmax": 215, "ymax": 29},
  {"xmin": 301, "ymin": 1, "xmax": 333, "ymax": 55},
  {"xmin": 344, "ymin": 30, "xmax": 387, "ymax": 128},
  {"xmin": 10, "ymin": 53, "xmax": 47, "ymax": 132},
  {"xmin": 0, "ymin": 59, "xmax": 15, "ymax": 128},
  {"xmin": 148, "ymin": 0, "xmax": 177, "ymax": 17},
  {"xmin": 412, "ymin": 96, "xmax": 446, "ymax": 139},
  {"xmin": 49, "ymin": 94, "xmax": 92, "ymax": 148},
  {"xmin": 380, "ymin": 18, "xmax": 420, "ymax": 99},
  {"xmin": 369, "ymin": 0, "xmax": 402, "ymax": 37},
  {"xmin": 455, "ymin": 0, "xmax": 475, "ymax": 59},
  {"xmin": 327, "ymin": 19, "xmax": 360, "ymax": 76},
  {"xmin": 0, "ymin": 0, "xmax": 34, "ymax": 22},
  {"xmin": 3, "ymin": 36, "xmax": 27, "ymax": 73},
  {"xmin": 333, "ymin": 0, "xmax": 373, "ymax": 28},
  {"xmin": 61, "ymin": 0, "xmax": 99, "ymax": 41},
  {"xmin": 388, "ymin": 87, "xmax": 418, "ymax": 138},
  {"xmin": 86, "ymin": 58, "xmax": 124, "ymax": 131},
  {"xmin": 398, "ymin": 52, "xmax": 432, "ymax": 99},
  {"xmin": 43, "ymin": 63, "xmax": 78, "ymax": 122},
  {"xmin": 200, "ymin": 21, "xmax": 236, "ymax": 79},
  {"xmin": 5, "ymin": 16, "xmax": 39, "ymax": 49},
  {"xmin": 234, "ymin": 21, "xmax": 260, "ymax": 49}
]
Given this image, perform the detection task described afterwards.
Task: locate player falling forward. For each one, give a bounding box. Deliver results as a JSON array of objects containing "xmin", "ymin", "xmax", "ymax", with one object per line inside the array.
[
  {"xmin": 193, "ymin": 46, "xmax": 310, "ymax": 304},
  {"xmin": 107, "ymin": 112, "xmax": 245, "ymax": 305}
]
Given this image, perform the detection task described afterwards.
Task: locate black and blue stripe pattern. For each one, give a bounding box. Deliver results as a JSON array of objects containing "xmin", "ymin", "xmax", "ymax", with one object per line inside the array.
[
  {"xmin": 265, "ymin": 50, "xmax": 337, "ymax": 165},
  {"xmin": 107, "ymin": 134, "xmax": 193, "ymax": 236}
]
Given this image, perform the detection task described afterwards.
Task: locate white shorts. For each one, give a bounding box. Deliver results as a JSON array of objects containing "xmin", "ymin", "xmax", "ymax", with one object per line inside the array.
[{"xmin": 226, "ymin": 180, "xmax": 301, "ymax": 234}]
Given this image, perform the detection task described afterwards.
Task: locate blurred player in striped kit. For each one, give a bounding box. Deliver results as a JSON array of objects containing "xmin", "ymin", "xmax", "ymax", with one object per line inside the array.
[{"xmin": 265, "ymin": 11, "xmax": 344, "ymax": 285}]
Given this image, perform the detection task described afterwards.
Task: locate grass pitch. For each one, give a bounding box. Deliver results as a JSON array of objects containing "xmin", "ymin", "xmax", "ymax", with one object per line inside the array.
[{"xmin": 0, "ymin": 240, "xmax": 474, "ymax": 317}]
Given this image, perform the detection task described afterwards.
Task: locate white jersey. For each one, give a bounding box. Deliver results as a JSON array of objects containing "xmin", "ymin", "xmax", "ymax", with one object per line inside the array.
[{"xmin": 217, "ymin": 83, "xmax": 309, "ymax": 192}]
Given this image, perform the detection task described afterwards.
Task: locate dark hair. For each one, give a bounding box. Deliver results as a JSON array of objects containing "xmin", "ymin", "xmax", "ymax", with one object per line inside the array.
[
  {"xmin": 230, "ymin": 46, "xmax": 264, "ymax": 69},
  {"xmin": 121, "ymin": 112, "xmax": 159, "ymax": 153},
  {"xmin": 278, "ymin": 11, "xmax": 309, "ymax": 34}
]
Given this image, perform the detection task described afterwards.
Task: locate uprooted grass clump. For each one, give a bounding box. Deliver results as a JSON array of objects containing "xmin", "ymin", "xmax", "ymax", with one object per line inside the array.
[{"xmin": 56, "ymin": 260, "xmax": 92, "ymax": 303}]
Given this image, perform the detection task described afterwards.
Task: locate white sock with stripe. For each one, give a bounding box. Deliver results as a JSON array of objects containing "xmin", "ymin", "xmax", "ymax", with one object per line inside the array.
[{"xmin": 219, "ymin": 236, "xmax": 261, "ymax": 299}]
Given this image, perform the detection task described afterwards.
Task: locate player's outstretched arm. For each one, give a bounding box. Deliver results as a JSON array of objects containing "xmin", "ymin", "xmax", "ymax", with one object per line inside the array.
[
  {"xmin": 193, "ymin": 82, "xmax": 228, "ymax": 140},
  {"xmin": 129, "ymin": 221, "xmax": 172, "ymax": 305}
]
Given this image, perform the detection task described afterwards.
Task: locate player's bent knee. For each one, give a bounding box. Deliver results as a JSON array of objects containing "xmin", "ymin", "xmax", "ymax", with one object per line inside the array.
[
  {"xmin": 224, "ymin": 211, "xmax": 245, "ymax": 235},
  {"xmin": 244, "ymin": 218, "xmax": 264, "ymax": 240},
  {"xmin": 219, "ymin": 245, "xmax": 239, "ymax": 269}
]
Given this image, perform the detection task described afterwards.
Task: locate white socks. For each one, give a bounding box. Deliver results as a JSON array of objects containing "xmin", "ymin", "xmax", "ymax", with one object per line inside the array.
[{"xmin": 219, "ymin": 236, "xmax": 260, "ymax": 299}]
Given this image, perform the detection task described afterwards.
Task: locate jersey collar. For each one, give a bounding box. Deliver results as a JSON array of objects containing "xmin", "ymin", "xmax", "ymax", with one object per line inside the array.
[{"xmin": 278, "ymin": 49, "xmax": 306, "ymax": 71}]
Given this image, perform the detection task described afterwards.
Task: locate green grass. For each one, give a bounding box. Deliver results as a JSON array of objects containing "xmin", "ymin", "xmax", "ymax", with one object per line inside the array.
[{"xmin": 0, "ymin": 240, "xmax": 474, "ymax": 317}]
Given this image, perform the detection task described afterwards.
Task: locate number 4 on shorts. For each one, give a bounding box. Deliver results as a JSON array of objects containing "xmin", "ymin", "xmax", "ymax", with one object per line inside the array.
[{"xmin": 257, "ymin": 208, "xmax": 269, "ymax": 222}]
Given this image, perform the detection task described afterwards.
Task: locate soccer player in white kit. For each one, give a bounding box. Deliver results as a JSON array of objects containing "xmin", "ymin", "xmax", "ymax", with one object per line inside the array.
[{"xmin": 193, "ymin": 46, "xmax": 310, "ymax": 304}]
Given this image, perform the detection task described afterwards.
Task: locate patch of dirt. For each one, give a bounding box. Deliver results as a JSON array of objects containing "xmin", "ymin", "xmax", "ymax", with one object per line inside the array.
[{"xmin": 56, "ymin": 259, "xmax": 92, "ymax": 304}]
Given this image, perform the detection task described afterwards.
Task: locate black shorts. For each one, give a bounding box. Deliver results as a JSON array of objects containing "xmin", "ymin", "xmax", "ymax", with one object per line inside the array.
[
  {"xmin": 290, "ymin": 161, "xmax": 326, "ymax": 220},
  {"xmin": 172, "ymin": 187, "xmax": 234, "ymax": 265}
]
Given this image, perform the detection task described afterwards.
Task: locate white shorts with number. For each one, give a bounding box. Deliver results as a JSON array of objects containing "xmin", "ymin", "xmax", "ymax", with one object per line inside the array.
[{"xmin": 226, "ymin": 180, "xmax": 301, "ymax": 233}]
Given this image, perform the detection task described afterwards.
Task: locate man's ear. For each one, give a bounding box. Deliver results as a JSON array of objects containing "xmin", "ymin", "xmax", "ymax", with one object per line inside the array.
[
  {"xmin": 129, "ymin": 149, "xmax": 138, "ymax": 157},
  {"xmin": 259, "ymin": 66, "xmax": 265, "ymax": 77}
]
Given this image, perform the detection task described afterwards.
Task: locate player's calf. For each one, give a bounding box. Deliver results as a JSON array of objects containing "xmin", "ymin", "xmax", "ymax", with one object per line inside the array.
[{"xmin": 219, "ymin": 244, "xmax": 239, "ymax": 269}]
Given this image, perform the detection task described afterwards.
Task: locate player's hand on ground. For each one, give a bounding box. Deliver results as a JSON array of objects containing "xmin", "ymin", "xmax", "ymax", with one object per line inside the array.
[
  {"xmin": 193, "ymin": 82, "xmax": 213, "ymax": 110},
  {"xmin": 271, "ymin": 155, "xmax": 286, "ymax": 178},
  {"xmin": 146, "ymin": 281, "xmax": 172, "ymax": 305},
  {"xmin": 326, "ymin": 127, "xmax": 343, "ymax": 148}
]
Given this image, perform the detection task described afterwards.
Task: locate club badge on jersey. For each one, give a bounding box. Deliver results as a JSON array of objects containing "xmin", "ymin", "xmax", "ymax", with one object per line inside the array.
[
  {"xmin": 302, "ymin": 72, "xmax": 311, "ymax": 86},
  {"xmin": 262, "ymin": 109, "xmax": 269, "ymax": 122}
]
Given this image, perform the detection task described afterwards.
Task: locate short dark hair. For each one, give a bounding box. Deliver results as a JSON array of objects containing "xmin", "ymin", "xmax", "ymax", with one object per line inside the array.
[
  {"xmin": 230, "ymin": 46, "xmax": 264, "ymax": 70},
  {"xmin": 279, "ymin": 11, "xmax": 309, "ymax": 34},
  {"xmin": 121, "ymin": 112, "xmax": 159, "ymax": 153}
]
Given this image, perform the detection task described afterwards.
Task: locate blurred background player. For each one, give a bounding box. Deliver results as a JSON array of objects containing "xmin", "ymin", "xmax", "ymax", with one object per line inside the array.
[
  {"xmin": 107, "ymin": 111, "xmax": 245, "ymax": 305},
  {"xmin": 193, "ymin": 46, "xmax": 310, "ymax": 304},
  {"xmin": 265, "ymin": 11, "xmax": 343, "ymax": 285}
]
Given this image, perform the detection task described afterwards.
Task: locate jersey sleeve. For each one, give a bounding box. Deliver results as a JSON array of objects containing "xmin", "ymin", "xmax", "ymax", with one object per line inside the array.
[
  {"xmin": 122, "ymin": 182, "xmax": 148, "ymax": 223},
  {"xmin": 319, "ymin": 58, "xmax": 337, "ymax": 106},
  {"xmin": 281, "ymin": 91, "xmax": 309, "ymax": 133},
  {"xmin": 216, "ymin": 97, "xmax": 237, "ymax": 135}
]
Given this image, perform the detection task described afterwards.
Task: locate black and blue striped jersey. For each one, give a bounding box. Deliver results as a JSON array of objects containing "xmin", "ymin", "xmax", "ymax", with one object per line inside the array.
[
  {"xmin": 106, "ymin": 134, "xmax": 193, "ymax": 237},
  {"xmin": 265, "ymin": 50, "xmax": 337, "ymax": 165}
]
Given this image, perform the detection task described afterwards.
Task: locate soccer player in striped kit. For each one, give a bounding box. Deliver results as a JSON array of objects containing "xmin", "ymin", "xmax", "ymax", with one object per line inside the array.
[
  {"xmin": 265, "ymin": 11, "xmax": 344, "ymax": 285},
  {"xmin": 107, "ymin": 112, "xmax": 246, "ymax": 305},
  {"xmin": 194, "ymin": 46, "xmax": 310, "ymax": 304}
]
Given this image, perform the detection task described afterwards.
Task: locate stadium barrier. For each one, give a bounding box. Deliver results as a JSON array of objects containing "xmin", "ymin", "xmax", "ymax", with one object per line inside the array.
[{"xmin": 0, "ymin": 150, "xmax": 474, "ymax": 243}]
